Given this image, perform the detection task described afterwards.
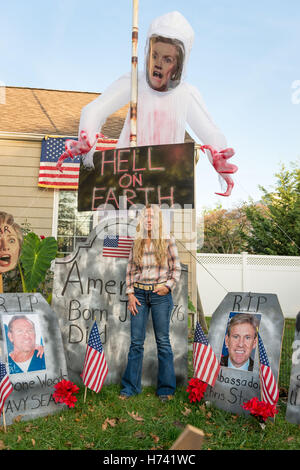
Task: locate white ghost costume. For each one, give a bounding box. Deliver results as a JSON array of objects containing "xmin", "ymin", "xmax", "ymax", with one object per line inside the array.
[{"xmin": 79, "ymin": 11, "xmax": 228, "ymax": 169}]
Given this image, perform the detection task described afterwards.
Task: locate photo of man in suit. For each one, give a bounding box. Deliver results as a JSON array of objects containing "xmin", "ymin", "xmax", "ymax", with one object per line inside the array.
[{"xmin": 221, "ymin": 313, "xmax": 259, "ymax": 372}]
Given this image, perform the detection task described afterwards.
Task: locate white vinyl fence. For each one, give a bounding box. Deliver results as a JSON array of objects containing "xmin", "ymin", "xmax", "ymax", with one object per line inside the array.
[{"xmin": 197, "ymin": 252, "xmax": 300, "ymax": 318}]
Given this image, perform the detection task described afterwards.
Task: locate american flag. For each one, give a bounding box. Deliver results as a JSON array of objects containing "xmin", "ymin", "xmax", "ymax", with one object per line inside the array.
[
  {"xmin": 193, "ymin": 322, "xmax": 220, "ymax": 387},
  {"xmin": 81, "ymin": 321, "xmax": 108, "ymax": 393},
  {"xmin": 102, "ymin": 235, "xmax": 133, "ymax": 258},
  {"xmin": 258, "ymin": 333, "xmax": 279, "ymax": 406},
  {"xmin": 38, "ymin": 136, "xmax": 117, "ymax": 189},
  {"xmin": 0, "ymin": 361, "xmax": 13, "ymax": 415}
]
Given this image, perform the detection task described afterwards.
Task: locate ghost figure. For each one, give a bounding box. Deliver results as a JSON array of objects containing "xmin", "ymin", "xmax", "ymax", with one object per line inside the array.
[{"xmin": 57, "ymin": 11, "xmax": 237, "ymax": 196}]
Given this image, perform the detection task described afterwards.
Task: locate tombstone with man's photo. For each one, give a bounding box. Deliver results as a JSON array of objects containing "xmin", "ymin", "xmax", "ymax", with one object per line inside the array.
[
  {"xmin": 286, "ymin": 312, "xmax": 300, "ymax": 424},
  {"xmin": 205, "ymin": 292, "xmax": 284, "ymax": 416}
]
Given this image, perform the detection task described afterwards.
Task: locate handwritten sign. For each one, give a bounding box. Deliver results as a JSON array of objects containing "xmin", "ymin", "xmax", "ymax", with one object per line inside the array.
[
  {"xmin": 205, "ymin": 292, "xmax": 284, "ymax": 416},
  {"xmin": 77, "ymin": 143, "xmax": 194, "ymax": 211},
  {"xmin": 0, "ymin": 293, "xmax": 68, "ymax": 426},
  {"xmin": 51, "ymin": 217, "xmax": 188, "ymax": 386}
]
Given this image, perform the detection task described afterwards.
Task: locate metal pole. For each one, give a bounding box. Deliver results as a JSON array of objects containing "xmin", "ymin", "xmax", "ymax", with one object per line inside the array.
[{"xmin": 130, "ymin": 0, "xmax": 139, "ymax": 147}]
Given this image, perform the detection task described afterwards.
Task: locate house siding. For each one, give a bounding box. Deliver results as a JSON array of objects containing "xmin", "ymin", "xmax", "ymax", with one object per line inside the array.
[{"xmin": 0, "ymin": 138, "xmax": 54, "ymax": 236}]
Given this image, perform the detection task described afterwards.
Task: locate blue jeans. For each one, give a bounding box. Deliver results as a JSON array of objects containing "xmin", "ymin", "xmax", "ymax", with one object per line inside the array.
[{"xmin": 121, "ymin": 288, "xmax": 176, "ymax": 396}]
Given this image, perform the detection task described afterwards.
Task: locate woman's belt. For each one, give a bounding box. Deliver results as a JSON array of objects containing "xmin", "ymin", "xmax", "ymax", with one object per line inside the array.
[{"xmin": 133, "ymin": 282, "xmax": 166, "ymax": 291}]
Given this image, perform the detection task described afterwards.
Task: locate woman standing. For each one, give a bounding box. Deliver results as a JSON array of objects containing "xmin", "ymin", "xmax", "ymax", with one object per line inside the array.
[{"xmin": 120, "ymin": 205, "xmax": 181, "ymax": 402}]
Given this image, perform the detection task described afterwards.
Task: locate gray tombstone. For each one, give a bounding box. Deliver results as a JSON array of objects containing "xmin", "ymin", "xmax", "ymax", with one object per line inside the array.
[
  {"xmin": 51, "ymin": 216, "xmax": 188, "ymax": 388},
  {"xmin": 0, "ymin": 293, "xmax": 68, "ymax": 426},
  {"xmin": 286, "ymin": 312, "xmax": 300, "ymax": 424},
  {"xmin": 206, "ymin": 292, "xmax": 284, "ymax": 416}
]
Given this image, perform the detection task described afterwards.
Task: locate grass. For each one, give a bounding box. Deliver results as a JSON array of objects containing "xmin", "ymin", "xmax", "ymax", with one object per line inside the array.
[{"xmin": 1, "ymin": 319, "xmax": 300, "ymax": 451}]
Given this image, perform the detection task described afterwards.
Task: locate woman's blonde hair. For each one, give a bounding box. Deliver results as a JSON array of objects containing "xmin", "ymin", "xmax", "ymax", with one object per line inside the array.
[{"xmin": 133, "ymin": 204, "xmax": 168, "ymax": 266}]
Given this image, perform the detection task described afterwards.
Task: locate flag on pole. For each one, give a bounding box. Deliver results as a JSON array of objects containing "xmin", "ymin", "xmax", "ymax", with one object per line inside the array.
[
  {"xmin": 258, "ymin": 333, "xmax": 279, "ymax": 406},
  {"xmin": 0, "ymin": 361, "xmax": 13, "ymax": 415},
  {"xmin": 193, "ymin": 321, "xmax": 220, "ymax": 387},
  {"xmin": 102, "ymin": 235, "xmax": 133, "ymax": 259},
  {"xmin": 81, "ymin": 321, "xmax": 108, "ymax": 393},
  {"xmin": 38, "ymin": 135, "xmax": 117, "ymax": 189}
]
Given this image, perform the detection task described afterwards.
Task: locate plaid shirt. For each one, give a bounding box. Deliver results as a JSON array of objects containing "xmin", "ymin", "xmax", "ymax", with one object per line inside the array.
[{"xmin": 126, "ymin": 237, "xmax": 181, "ymax": 294}]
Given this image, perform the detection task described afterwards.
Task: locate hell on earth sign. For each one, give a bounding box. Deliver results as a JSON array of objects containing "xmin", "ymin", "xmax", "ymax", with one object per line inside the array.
[{"xmin": 77, "ymin": 143, "xmax": 195, "ymax": 211}]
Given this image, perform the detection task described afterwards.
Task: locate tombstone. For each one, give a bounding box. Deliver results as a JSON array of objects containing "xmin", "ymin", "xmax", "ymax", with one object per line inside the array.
[
  {"xmin": 0, "ymin": 293, "xmax": 68, "ymax": 426},
  {"xmin": 51, "ymin": 216, "xmax": 188, "ymax": 387},
  {"xmin": 286, "ymin": 312, "xmax": 300, "ymax": 424},
  {"xmin": 205, "ymin": 292, "xmax": 284, "ymax": 416}
]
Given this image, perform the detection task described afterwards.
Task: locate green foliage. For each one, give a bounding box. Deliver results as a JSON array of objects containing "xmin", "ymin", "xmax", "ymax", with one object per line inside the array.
[
  {"xmin": 19, "ymin": 232, "xmax": 58, "ymax": 293},
  {"xmin": 198, "ymin": 162, "xmax": 300, "ymax": 256},
  {"xmin": 243, "ymin": 163, "xmax": 300, "ymax": 255}
]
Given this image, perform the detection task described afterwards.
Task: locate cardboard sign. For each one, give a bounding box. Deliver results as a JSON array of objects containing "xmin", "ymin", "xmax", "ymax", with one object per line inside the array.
[
  {"xmin": 51, "ymin": 217, "xmax": 188, "ymax": 387},
  {"xmin": 286, "ymin": 312, "xmax": 300, "ymax": 424},
  {"xmin": 0, "ymin": 293, "xmax": 68, "ymax": 426},
  {"xmin": 206, "ymin": 292, "xmax": 284, "ymax": 416},
  {"xmin": 77, "ymin": 143, "xmax": 194, "ymax": 211}
]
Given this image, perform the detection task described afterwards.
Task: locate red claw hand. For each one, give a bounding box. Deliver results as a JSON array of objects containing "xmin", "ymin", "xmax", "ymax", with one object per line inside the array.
[
  {"xmin": 56, "ymin": 131, "xmax": 99, "ymax": 173},
  {"xmin": 200, "ymin": 145, "xmax": 238, "ymax": 197}
]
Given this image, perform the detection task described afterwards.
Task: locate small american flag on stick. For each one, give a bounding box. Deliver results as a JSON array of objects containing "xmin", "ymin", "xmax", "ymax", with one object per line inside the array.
[
  {"xmin": 193, "ymin": 322, "xmax": 220, "ymax": 387},
  {"xmin": 0, "ymin": 361, "xmax": 13, "ymax": 415},
  {"xmin": 81, "ymin": 321, "xmax": 108, "ymax": 393},
  {"xmin": 258, "ymin": 333, "xmax": 279, "ymax": 406},
  {"xmin": 102, "ymin": 235, "xmax": 133, "ymax": 259}
]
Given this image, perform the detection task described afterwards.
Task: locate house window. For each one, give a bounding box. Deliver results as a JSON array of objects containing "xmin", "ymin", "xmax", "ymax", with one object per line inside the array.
[{"xmin": 56, "ymin": 190, "xmax": 96, "ymax": 256}]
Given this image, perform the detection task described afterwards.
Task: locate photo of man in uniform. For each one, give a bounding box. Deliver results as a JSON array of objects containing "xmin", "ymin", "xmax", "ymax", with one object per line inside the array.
[
  {"xmin": 221, "ymin": 313, "xmax": 260, "ymax": 372},
  {"xmin": 5, "ymin": 315, "xmax": 46, "ymax": 375}
]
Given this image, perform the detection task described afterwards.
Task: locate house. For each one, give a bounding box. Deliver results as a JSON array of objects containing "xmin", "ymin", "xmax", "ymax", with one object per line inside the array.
[{"xmin": 0, "ymin": 86, "xmax": 197, "ymax": 307}]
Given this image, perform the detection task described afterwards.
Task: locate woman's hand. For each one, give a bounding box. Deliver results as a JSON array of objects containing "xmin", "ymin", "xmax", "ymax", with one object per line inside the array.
[
  {"xmin": 128, "ymin": 293, "xmax": 141, "ymax": 316},
  {"xmin": 153, "ymin": 285, "xmax": 170, "ymax": 296}
]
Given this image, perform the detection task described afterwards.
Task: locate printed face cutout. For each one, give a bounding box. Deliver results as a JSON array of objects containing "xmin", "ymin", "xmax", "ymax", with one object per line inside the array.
[
  {"xmin": 0, "ymin": 224, "xmax": 20, "ymax": 273},
  {"xmin": 222, "ymin": 313, "xmax": 261, "ymax": 372},
  {"xmin": 147, "ymin": 37, "xmax": 184, "ymax": 91}
]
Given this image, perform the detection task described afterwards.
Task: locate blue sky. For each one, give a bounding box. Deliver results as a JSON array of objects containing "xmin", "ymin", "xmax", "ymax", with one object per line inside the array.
[{"xmin": 1, "ymin": 0, "xmax": 299, "ymax": 210}]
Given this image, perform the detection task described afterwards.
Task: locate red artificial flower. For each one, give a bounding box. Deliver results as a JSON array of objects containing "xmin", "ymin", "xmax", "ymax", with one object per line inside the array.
[
  {"xmin": 40, "ymin": 235, "xmax": 45, "ymax": 239},
  {"xmin": 186, "ymin": 378, "xmax": 208, "ymax": 403},
  {"xmin": 53, "ymin": 379, "xmax": 80, "ymax": 408},
  {"xmin": 242, "ymin": 397, "xmax": 278, "ymax": 422}
]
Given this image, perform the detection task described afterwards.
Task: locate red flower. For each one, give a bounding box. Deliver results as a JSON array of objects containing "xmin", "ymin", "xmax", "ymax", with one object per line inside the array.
[
  {"xmin": 40, "ymin": 235, "xmax": 45, "ymax": 239},
  {"xmin": 242, "ymin": 397, "xmax": 278, "ymax": 422},
  {"xmin": 53, "ymin": 379, "xmax": 80, "ymax": 408},
  {"xmin": 186, "ymin": 378, "xmax": 208, "ymax": 403}
]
